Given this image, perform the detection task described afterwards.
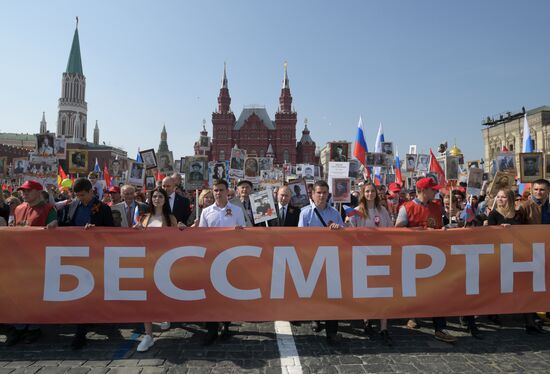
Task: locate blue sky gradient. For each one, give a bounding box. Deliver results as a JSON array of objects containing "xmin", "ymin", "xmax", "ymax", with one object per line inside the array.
[{"xmin": 1, "ymin": 1, "xmax": 549, "ymax": 161}]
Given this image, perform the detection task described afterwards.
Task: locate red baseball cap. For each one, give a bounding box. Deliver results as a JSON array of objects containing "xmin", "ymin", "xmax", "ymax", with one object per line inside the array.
[
  {"xmin": 108, "ymin": 186, "xmax": 121, "ymax": 194},
  {"xmin": 388, "ymin": 182, "xmax": 402, "ymax": 193},
  {"xmin": 17, "ymin": 180, "xmax": 43, "ymax": 191},
  {"xmin": 416, "ymin": 177, "xmax": 441, "ymax": 190}
]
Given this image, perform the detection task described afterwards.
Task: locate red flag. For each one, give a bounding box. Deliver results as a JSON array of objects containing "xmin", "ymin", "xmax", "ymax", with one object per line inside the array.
[
  {"xmin": 502, "ymin": 145, "xmax": 509, "ymax": 152},
  {"xmin": 58, "ymin": 165, "xmax": 68, "ymax": 180},
  {"xmin": 429, "ymin": 149, "xmax": 447, "ymax": 186},
  {"xmin": 155, "ymin": 169, "xmax": 165, "ymax": 182},
  {"xmin": 103, "ymin": 164, "xmax": 111, "ymax": 188}
]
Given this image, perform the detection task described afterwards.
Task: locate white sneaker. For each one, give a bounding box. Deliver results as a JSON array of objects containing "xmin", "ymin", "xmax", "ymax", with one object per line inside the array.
[
  {"xmin": 137, "ymin": 335, "xmax": 154, "ymax": 352},
  {"xmin": 159, "ymin": 322, "xmax": 171, "ymax": 331}
]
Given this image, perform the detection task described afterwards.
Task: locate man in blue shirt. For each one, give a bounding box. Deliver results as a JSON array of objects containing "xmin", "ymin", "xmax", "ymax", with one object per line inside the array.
[{"xmin": 298, "ymin": 180, "xmax": 343, "ymax": 344}]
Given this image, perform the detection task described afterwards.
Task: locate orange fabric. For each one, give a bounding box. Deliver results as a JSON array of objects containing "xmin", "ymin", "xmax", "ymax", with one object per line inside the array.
[{"xmin": 0, "ymin": 226, "xmax": 549, "ymax": 323}]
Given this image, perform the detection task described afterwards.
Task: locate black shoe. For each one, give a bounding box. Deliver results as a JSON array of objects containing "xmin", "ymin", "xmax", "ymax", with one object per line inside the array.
[
  {"xmin": 468, "ymin": 326, "xmax": 484, "ymax": 340},
  {"xmin": 71, "ymin": 334, "xmax": 87, "ymax": 350},
  {"xmin": 23, "ymin": 329, "xmax": 42, "ymax": 344},
  {"xmin": 526, "ymin": 325, "xmax": 545, "ymax": 335},
  {"xmin": 5, "ymin": 329, "xmax": 24, "ymax": 346},
  {"xmin": 380, "ymin": 330, "xmax": 393, "ymax": 347},
  {"xmin": 202, "ymin": 332, "xmax": 218, "ymax": 346},
  {"xmin": 312, "ymin": 321, "xmax": 324, "ymax": 333},
  {"xmin": 326, "ymin": 333, "xmax": 340, "ymax": 345}
]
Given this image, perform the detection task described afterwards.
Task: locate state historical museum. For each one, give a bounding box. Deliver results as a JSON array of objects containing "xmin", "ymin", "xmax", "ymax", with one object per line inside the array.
[{"xmin": 209, "ymin": 63, "xmax": 316, "ymax": 166}]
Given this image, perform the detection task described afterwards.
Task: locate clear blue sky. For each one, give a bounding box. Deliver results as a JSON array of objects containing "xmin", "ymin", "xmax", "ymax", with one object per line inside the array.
[{"xmin": 1, "ymin": 1, "xmax": 549, "ymax": 161}]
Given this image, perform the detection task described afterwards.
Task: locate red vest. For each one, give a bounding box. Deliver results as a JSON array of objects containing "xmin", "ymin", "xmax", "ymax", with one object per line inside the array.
[
  {"xmin": 14, "ymin": 202, "xmax": 54, "ymax": 227},
  {"xmin": 403, "ymin": 200, "xmax": 443, "ymax": 229}
]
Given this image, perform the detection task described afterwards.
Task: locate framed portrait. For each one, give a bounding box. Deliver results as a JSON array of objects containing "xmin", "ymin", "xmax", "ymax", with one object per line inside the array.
[
  {"xmin": 259, "ymin": 157, "xmax": 273, "ymax": 171},
  {"xmin": 139, "ymin": 149, "xmax": 157, "ymax": 170},
  {"xmin": 330, "ymin": 142, "xmax": 349, "ymax": 162},
  {"xmin": 489, "ymin": 171, "xmax": 515, "ymax": 196},
  {"xmin": 545, "ymin": 154, "xmax": 550, "ymax": 179},
  {"xmin": 128, "ymin": 161, "xmax": 145, "ymax": 186},
  {"xmin": 445, "ymin": 156, "xmax": 460, "ymax": 180},
  {"xmin": 332, "ymin": 177, "xmax": 351, "ymax": 203},
  {"xmin": 187, "ymin": 158, "xmax": 206, "ymax": 184},
  {"xmin": 366, "ymin": 153, "xmax": 375, "ymax": 167},
  {"xmin": 416, "ymin": 154, "xmax": 429, "ymax": 172},
  {"xmin": 405, "ymin": 154, "xmax": 417, "ymax": 172},
  {"xmin": 466, "ymin": 167, "xmax": 483, "ymax": 196},
  {"xmin": 54, "ymin": 137, "xmax": 66, "ymax": 159},
  {"xmin": 519, "ymin": 152, "xmax": 544, "ymax": 183},
  {"xmin": 229, "ymin": 148, "xmax": 246, "ymax": 179},
  {"xmin": 145, "ymin": 176, "xmax": 156, "ymax": 190},
  {"xmin": 179, "ymin": 157, "xmax": 186, "ymax": 173},
  {"xmin": 68, "ymin": 150, "xmax": 88, "ymax": 174},
  {"xmin": 496, "ymin": 152, "xmax": 516, "ymax": 173},
  {"xmin": 301, "ymin": 164, "xmax": 315, "ymax": 181},
  {"xmin": 244, "ymin": 157, "xmax": 259, "ymax": 178},
  {"xmin": 381, "ymin": 142, "xmax": 394, "ymax": 157},
  {"xmin": 249, "ymin": 189, "xmax": 277, "ymax": 225},
  {"xmin": 36, "ymin": 133, "xmax": 55, "ymax": 156},
  {"xmin": 211, "ymin": 162, "xmax": 227, "ymax": 181},
  {"xmin": 385, "ymin": 173, "xmax": 396, "ymax": 185},
  {"xmin": 425, "ymin": 172, "xmax": 439, "ymax": 185},
  {"xmin": 110, "ymin": 158, "xmax": 123, "ymax": 178},
  {"xmin": 12, "ymin": 158, "xmax": 29, "ymax": 175},
  {"xmin": 373, "ymin": 153, "xmax": 386, "ymax": 167},
  {"xmin": 28, "ymin": 155, "xmax": 58, "ymax": 177},
  {"xmin": 157, "ymin": 152, "xmax": 174, "ymax": 174},
  {"xmin": 467, "ymin": 160, "xmax": 480, "ymax": 169},
  {"xmin": 288, "ymin": 178, "xmax": 309, "ymax": 208}
]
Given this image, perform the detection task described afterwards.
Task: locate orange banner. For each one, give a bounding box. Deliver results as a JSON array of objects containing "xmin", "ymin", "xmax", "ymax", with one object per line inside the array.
[{"xmin": 1, "ymin": 226, "xmax": 549, "ymax": 323}]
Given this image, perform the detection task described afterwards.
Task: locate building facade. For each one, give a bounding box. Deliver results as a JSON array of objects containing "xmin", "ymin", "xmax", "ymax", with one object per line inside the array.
[
  {"xmin": 482, "ymin": 106, "xmax": 550, "ymax": 171},
  {"xmin": 210, "ymin": 63, "xmax": 316, "ymax": 165}
]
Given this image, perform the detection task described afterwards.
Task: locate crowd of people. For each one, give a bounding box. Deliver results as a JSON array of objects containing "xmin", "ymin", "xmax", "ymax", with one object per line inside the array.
[{"xmin": 1, "ymin": 170, "xmax": 549, "ymax": 352}]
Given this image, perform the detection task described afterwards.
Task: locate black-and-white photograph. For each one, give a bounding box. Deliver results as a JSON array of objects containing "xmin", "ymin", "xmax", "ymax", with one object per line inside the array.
[
  {"xmin": 110, "ymin": 159, "xmax": 122, "ymax": 178},
  {"xmin": 229, "ymin": 148, "xmax": 246, "ymax": 178},
  {"xmin": 332, "ymin": 177, "xmax": 351, "ymax": 203},
  {"xmin": 519, "ymin": 152, "xmax": 544, "ymax": 182},
  {"xmin": 289, "ymin": 178, "xmax": 309, "ymax": 208},
  {"xmin": 466, "ymin": 167, "xmax": 483, "ymax": 196},
  {"xmin": 259, "ymin": 157, "xmax": 273, "ymax": 171},
  {"xmin": 496, "ymin": 152, "xmax": 516, "ymax": 173},
  {"xmin": 302, "ymin": 164, "xmax": 315, "ymax": 180},
  {"xmin": 139, "ymin": 149, "xmax": 157, "ymax": 170},
  {"xmin": 179, "ymin": 157, "xmax": 186, "ymax": 173},
  {"xmin": 416, "ymin": 154, "xmax": 429, "ymax": 172},
  {"xmin": 157, "ymin": 152, "xmax": 174, "ymax": 174},
  {"xmin": 467, "ymin": 160, "xmax": 480, "ymax": 169},
  {"xmin": 13, "ymin": 158, "xmax": 28, "ymax": 174},
  {"xmin": 489, "ymin": 171, "xmax": 515, "ymax": 196},
  {"xmin": 244, "ymin": 157, "xmax": 259, "ymax": 178},
  {"xmin": 330, "ymin": 142, "xmax": 349, "ymax": 162},
  {"xmin": 385, "ymin": 173, "xmax": 396, "ymax": 184},
  {"xmin": 27, "ymin": 155, "xmax": 58, "ymax": 177},
  {"xmin": 54, "ymin": 137, "xmax": 66, "ymax": 159},
  {"xmin": 212, "ymin": 162, "xmax": 227, "ymax": 181},
  {"xmin": 381, "ymin": 142, "xmax": 394, "ymax": 156},
  {"xmin": 249, "ymin": 189, "xmax": 277, "ymax": 225},
  {"xmin": 187, "ymin": 158, "xmax": 206, "ymax": 182},
  {"xmin": 36, "ymin": 133, "xmax": 55, "ymax": 156},
  {"xmin": 405, "ymin": 154, "xmax": 417, "ymax": 172},
  {"xmin": 68, "ymin": 150, "xmax": 88, "ymax": 173},
  {"xmin": 446, "ymin": 156, "xmax": 459, "ymax": 180},
  {"xmin": 129, "ymin": 162, "xmax": 145, "ymax": 186},
  {"xmin": 145, "ymin": 176, "xmax": 156, "ymax": 190}
]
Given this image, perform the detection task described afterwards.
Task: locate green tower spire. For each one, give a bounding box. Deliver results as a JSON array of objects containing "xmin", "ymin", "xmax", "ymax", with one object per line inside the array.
[{"xmin": 66, "ymin": 21, "xmax": 83, "ymax": 75}]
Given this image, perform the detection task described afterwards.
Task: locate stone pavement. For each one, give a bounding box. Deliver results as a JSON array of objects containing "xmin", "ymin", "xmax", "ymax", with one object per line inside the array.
[{"xmin": 1, "ymin": 316, "xmax": 550, "ymax": 373}]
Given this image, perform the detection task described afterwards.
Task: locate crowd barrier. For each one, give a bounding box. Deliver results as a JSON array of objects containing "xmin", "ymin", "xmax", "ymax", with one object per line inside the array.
[{"xmin": 0, "ymin": 226, "xmax": 549, "ymax": 323}]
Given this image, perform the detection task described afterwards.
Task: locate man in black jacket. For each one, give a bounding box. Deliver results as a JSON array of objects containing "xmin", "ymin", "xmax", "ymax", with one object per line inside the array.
[
  {"xmin": 269, "ymin": 185, "xmax": 301, "ymax": 227},
  {"xmin": 162, "ymin": 176, "xmax": 191, "ymax": 224},
  {"xmin": 57, "ymin": 178, "xmax": 114, "ymax": 349}
]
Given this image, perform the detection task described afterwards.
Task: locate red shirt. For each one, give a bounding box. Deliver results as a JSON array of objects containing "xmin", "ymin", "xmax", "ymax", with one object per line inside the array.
[
  {"xmin": 14, "ymin": 202, "xmax": 55, "ymax": 227},
  {"xmin": 403, "ymin": 199, "xmax": 443, "ymax": 229}
]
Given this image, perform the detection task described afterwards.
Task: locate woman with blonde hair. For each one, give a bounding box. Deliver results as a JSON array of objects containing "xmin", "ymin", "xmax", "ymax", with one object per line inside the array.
[
  {"xmin": 134, "ymin": 187, "xmax": 178, "ymax": 352},
  {"xmin": 187, "ymin": 188, "xmax": 214, "ymax": 226},
  {"xmin": 347, "ymin": 182, "xmax": 393, "ymax": 346},
  {"xmin": 488, "ymin": 188, "xmax": 525, "ymax": 226}
]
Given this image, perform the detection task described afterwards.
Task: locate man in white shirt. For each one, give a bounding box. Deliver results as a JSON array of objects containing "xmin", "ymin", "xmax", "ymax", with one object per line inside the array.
[{"xmin": 199, "ymin": 179, "xmax": 245, "ymax": 345}]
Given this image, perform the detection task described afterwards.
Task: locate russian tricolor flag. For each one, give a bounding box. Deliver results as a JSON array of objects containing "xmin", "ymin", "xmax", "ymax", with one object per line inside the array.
[
  {"xmin": 353, "ymin": 116, "xmax": 370, "ymax": 178},
  {"xmin": 395, "ymin": 149, "xmax": 403, "ymax": 186}
]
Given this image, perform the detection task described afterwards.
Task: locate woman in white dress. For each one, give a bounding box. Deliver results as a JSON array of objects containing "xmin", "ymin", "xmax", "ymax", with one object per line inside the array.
[{"xmin": 346, "ymin": 182, "xmax": 393, "ymax": 346}]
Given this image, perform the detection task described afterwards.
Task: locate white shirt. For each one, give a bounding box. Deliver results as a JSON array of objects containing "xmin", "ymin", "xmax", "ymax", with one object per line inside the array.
[
  {"xmin": 199, "ymin": 201, "xmax": 246, "ymax": 228},
  {"xmin": 168, "ymin": 192, "xmax": 176, "ymax": 211},
  {"xmin": 278, "ymin": 203, "xmax": 288, "ymax": 220}
]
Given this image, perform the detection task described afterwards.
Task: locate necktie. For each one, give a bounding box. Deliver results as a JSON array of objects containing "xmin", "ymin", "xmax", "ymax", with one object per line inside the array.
[
  {"xmin": 280, "ymin": 206, "xmax": 286, "ymax": 223},
  {"xmin": 126, "ymin": 205, "xmax": 133, "ymax": 227}
]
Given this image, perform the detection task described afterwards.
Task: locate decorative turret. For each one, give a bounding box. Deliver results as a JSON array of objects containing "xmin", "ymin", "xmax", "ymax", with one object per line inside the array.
[
  {"xmin": 57, "ymin": 18, "xmax": 87, "ymax": 142},
  {"xmin": 266, "ymin": 143, "xmax": 274, "ymax": 158},
  {"xmin": 40, "ymin": 112, "xmax": 47, "ymax": 134},
  {"xmin": 158, "ymin": 124, "xmax": 169, "ymax": 153},
  {"xmin": 93, "ymin": 120, "xmax": 99, "ymax": 145},
  {"xmin": 278, "ymin": 62, "xmax": 293, "ymax": 114},
  {"xmin": 217, "ymin": 62, "xmax": 231, "ymax": 114}
]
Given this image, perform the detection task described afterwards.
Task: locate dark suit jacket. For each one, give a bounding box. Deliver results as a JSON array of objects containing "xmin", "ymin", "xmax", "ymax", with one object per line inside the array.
[
  {"xmin": 172, "ymin": 193, "xmax": 191, "ymax": 224},
  {"xmin": 269, "ymin": 204, "xmax": 301, "ymax": 227},
  {"xmin": 58, "ymin": 198, "xmax": 114, "ymax": 227}
]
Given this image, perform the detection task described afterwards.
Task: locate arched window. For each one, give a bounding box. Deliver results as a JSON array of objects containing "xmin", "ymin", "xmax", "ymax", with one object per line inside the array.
[
  {"xmin": 283, "ymin": 149, "xmax": 290, "ymax": 163},
  {"xmin": 219, "ymin": 150, "xmax": 225, "ymax": 161}
]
